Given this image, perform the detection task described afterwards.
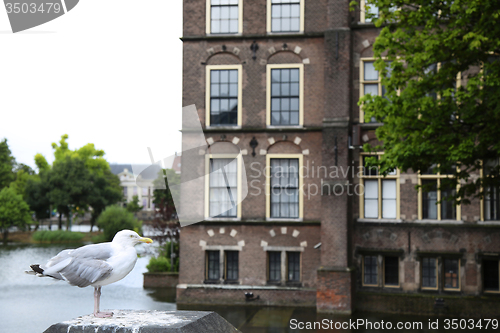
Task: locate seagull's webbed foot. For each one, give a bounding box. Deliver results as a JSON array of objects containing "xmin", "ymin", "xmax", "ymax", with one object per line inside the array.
[{"xmin": 94, "ymin": 311, "xmax": 113, "ymax": 318}]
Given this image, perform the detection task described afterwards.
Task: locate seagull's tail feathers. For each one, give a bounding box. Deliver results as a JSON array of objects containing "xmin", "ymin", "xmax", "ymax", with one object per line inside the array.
[{"xmin": 25, "ymin": 264, "xmax": 46, "ymax": 277}]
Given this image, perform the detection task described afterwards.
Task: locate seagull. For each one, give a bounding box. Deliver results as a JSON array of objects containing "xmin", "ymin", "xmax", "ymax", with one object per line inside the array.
[{"xmin": 25, "ymin": 230, "xmax": 153, "ymax": 318}]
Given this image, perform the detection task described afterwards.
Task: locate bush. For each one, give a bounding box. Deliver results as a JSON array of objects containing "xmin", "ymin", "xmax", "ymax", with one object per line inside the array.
[
  {"xmin": 97, "ymin": 205, "xmax": 142, "ymax": 242},
  {"xmin": 146, "ymin": 256, "xmax": 171, "ymax": 273},
  {"xmin": 32, "ymin": 230, "xmax": 84, "ymax": 243}
]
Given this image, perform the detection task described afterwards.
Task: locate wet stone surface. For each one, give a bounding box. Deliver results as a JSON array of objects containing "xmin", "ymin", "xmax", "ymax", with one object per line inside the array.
[{"xmin": 43, "ymin": 310, "xmax": 239, "ymax": 333}]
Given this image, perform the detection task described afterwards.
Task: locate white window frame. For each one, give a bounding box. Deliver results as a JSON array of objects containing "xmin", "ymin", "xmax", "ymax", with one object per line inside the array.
[
  {"xmin": 204, "ymin": 154, "xmax": 243, "ymax": 220},
  {"xmin": 266, "ymin": 0, "xmax": 304, "ymax": 34},
  {"xmin": 359, "ymin": 153, "xmax": 400, "ymax": 221},
  {"xmin": 206, "ymin": 0, "xmax": 243, "ymax": 35},
  {"xmin": 205, "ymin": 65, "xmax": 243, "ymax": 128},
  {"xmin": 266, "ymin": 63, "xmax": 304, "ymax": 127},
  {"xmin": 418, "ymin": 168, "xmax": 461, "ymax": 221},
  {"xmin": 266, "ymin": 154, "xmax": 304, "ymax": 221}
]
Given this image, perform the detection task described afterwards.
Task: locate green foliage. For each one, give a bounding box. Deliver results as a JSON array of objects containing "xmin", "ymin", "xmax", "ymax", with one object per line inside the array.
[
  {"xmin": 91, "ymin": 233, "xmax": 107, "ymax": 244},
  {"xmin": 360, "ymin": 0, "xmax": 500, "ymax": 204},
  {"xmin": 0, "ymin": 139, "xmax": 16, "ymax": 190},
  {"xmin": 0, "ymin": 187, "xmax": 32, "ymax": 242},
  {"xmin": 24, "ymin": 176, "xmax": 51, "ymax": 221},
  {"xmin": 146, "ymin": 256, "xmax": 171, "ymax": 273},
  {"xmin": 43, "ymin": 156, "xmax": 94, "ymax": 223},
  {"xmin": 34, "ymin": 154, "xmax": 50, "ymax": 172},
  {"xmin": 32, "ymin": 230, "xmax": 84, "ymax": 243},
  {"xmin": 88, "ymin": 168, "xmax": 123, "ymax": 227},
  {"xmin": 97, "ymin": 205, "xmax": 142, "ymax": 242},
  {"xmin": 126, "ymin": 195, "xmax": 143, "ymax": 213}
]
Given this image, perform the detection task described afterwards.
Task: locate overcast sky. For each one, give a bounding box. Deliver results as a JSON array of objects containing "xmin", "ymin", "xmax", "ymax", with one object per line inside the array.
[{"xmin": 0, "ymin": 0, "xmax": 183, "ymax": 171}]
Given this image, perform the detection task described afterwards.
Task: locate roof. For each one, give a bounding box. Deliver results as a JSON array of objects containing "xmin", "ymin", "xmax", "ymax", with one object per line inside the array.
[{"xmin": 109, "ymin": 164, "xmax": 162, "ymax": 180}]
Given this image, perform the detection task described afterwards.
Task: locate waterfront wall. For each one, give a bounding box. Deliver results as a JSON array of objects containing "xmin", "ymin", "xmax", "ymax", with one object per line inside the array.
[{"xmin": 143, "ymin": 272, "xmax": 179, "ymax": 288}]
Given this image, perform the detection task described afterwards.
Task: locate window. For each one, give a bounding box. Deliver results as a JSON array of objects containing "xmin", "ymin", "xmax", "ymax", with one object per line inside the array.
[
  {"xmin": 443, "ymin": 258, "xmax": 460, "ymax": 291},
  {"xmin": 287, "ymin": 252, "xmax": 300, "ymax": 282},
  {"xmin": 483, "ymin": 259, "xmax": 500, "ymax": 293},
  {"xmin": 363, "ymin": 255, "xmax": 378, "ymax": 286},
  {"xmin": 205, "ymin": 65, "xmax": 242, "ymax": 127},
  {"xmin": 142, "ymin": 187, "xmax": 148, "ymax": 196},
  {"xmin": 359, "ymin": 59, "xmax": 391, "ymax": 123},
  {"xmin": 422, "ymin": 257, "xmax": 438, "ymax": 289},
  {"xmin": 206, "ymin": 0, "xmax": 242, "ymax": 35},
  {"xmin": 206, "ymin": 250, "xmax": 240, "ymax": 283},
  {"xmin": 206, "ymin": 250, "xmax": 220, "ymax": 281},
  {"xmin": 142, "ymin": 198, "xmax": 148, "ymax": 210},
  {"xmin": 133, "ymin": 186, "xmax": 138, "ymax": 195},
  {"xmin": 270, "ymin": 158, "xmax": 299, "ymax": 218},
  {"xmin": 384, "ymin": 256, "xmax": 399, "ymax": 287},
  {"xmin": 360, "ymin": 0, "xmax": 378, "ymax": 23},
  {"xmin": 419, "ymin": 168, "xmax": 460, "ymax": 221},
  {"xmin": 208, "ymin": 158, "xmax": 238, "ymax": 218},
  {"xmin": 123, "ymin": 187, "xmax": 128, "ymax": 196},
  {"xmin": 267, "ymin": 64, "xmax": 304, "ymax": 127},
  {"xmin": 224, "ymin": 251, "xmax": 239, "ymax": 281},
  {"xmin": 268, "ymin": 251, "xmax": 281, "ymax": 282},
  {"xmin": 483, "ymin": 159, "xmax": 500, "ymax": 221},
  {"xmin": 359, "ymin": 154, "xmax": 399, "ymax": 220},
  {"xmin": 267, "ymin": 0, "xmax": 304, "ymax": 33}
]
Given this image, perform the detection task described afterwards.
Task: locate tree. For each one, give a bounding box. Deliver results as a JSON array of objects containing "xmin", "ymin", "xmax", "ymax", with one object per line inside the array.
[
  {"xmin": 126, "ymin": 195, "xmax": 143, "ymax": 213},
  {"xmin": 150, "ymin": 168, "xmax": 180, "ymax": 270},
  {"xmin": 0, "ymin": 187, "xmax": 32, "ymax": 243},
  {"xmin": 97, "ymin": 205, "xmax": 142, "ymax": 242},
  {"xmin": 43, "ymin": 156, "xmax": 94, "ymax": 230},
  {"xmin": 88, "ymin": 168, "xmax": 123, "ymax": 232},
  {"xmin": 25, "ymin": 176, "xmax": 51, "ymax": 228},
  {"xmin": 34, "ymin": 135, "xmax": 122, "ymax": 228},
  {"xmin": 0, "ymin": 139, "xmax": 16, "ymax": 190},
  {"xmin": 359, "ymin": 0, "xmax": 500, "ymax": 204}
]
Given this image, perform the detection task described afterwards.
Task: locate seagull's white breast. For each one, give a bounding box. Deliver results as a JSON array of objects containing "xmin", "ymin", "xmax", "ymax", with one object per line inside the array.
[{"xmin": 91, "ymin": 244, "xmax": 138, "ymax": 287}]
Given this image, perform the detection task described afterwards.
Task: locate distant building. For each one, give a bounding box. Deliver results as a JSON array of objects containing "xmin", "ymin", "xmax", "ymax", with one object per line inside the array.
[
  {"xmin": 172, "ymin": 154, "xmax": 182, "ymax": 174},
  {"xmin": 110, "ymin": 164, "xmax": 162, "ymax": 212}
]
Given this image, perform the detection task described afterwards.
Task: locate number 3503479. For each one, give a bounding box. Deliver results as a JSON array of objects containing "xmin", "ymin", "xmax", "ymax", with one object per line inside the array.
[{"xmin": 5, "ymin": 3, "xmax": 62, "ymax": 14}]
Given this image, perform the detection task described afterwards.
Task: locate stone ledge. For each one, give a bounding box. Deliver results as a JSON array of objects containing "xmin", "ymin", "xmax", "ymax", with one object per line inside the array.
[{"xmin": 43, "ymin": 310, "xmax": 238, "ymax": 333}]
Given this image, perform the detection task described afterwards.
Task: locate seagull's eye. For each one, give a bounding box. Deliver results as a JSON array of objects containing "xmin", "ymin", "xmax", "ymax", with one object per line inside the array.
[{"xmin": 130, "ymin": 235, "xmax": 133, "ymax": 238}]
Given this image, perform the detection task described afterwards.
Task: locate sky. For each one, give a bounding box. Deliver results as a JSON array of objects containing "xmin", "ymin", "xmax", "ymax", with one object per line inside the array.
[{"xmin": 0, "ymin": 0, "xmax": 183, "ymax": 171}]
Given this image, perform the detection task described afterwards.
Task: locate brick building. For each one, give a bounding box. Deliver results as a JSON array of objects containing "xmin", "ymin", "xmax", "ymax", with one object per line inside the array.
[{"xmin": 177, "ymin": 0, "xmax": 500, "ymax": 315}]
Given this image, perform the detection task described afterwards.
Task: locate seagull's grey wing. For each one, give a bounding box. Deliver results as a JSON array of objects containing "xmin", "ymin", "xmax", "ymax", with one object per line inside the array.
[
  {"xmin": 59, "ymin": 257, "xmax": 113, "ymax": 288},
  {"xmin": 42, "ymin": 243, "xmax": 114, "ymax": 286},
  {"xmin": 71, "ymin": 243, "xmax": 114, "ymax": 260}
]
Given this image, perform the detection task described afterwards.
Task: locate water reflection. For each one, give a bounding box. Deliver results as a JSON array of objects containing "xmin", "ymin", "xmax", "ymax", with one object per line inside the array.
[
  {"xmin": 0, "ymin": 243, "xmax": 175, "ymax": 333},
  {"xmin": 2, "ymin": 244, "xmax": 498, "ymax": 333}
]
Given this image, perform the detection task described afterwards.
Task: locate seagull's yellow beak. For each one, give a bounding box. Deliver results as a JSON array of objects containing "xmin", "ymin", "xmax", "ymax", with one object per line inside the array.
[{"xmin": 139, "ymin": 237, "xmax": 153, "ymax": 244}]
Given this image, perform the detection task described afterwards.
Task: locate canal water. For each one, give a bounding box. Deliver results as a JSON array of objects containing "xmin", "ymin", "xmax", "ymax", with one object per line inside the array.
[{"xmin": 1, "ymin": 243, "xmax": 497, "ymax": 333}]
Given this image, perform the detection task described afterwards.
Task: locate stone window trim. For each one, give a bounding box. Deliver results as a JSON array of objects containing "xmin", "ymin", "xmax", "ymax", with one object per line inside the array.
[
  {"xmin": 480, "ymin": 160, "xmax": 500, "ymax": 222},
  {"xmin": 358, "ymin": 249, "xmax": 403, "ymax": 289},
  {"xmin": 265, "ymin": 154, "xmax": 304, "ymax": 221},
  {"xmin": 415, "ymin": 252, "xmax": 465, "ymax": 293},
  {"xmin": 264, "ymin": 246, "xmax": 304, "ymax": 286},
  {"xmin": 204, "ymin": 245, "xmax": 242, "ymax": 285},
  {"xmin": 205, "ymin": 0, "xmax": 243, "ymax": 35},
  {"xmin": 417, "ymin": 167, "xmax": 462, "ymax": 221},
  {"xmin": 359, "ymin": 152, "xmax": 400, "ymax": 220},
  {"xmin": 482, "ymin": 256, "xmax": 500, "ymax": 294},
  {"xmin": 266, "ymin": 64, "xmax": 304, "ymax": 128},
  {"xmin": 359, "ymin": 57, "xmax": 392, "ymax": 124},
  {"xmin": 204, "ymin": 154, "xmax": 243, "ymax": 220},
  {"xmin": 205, "ymin": 65, "xmax": 243, "ymax": 128},
  {"xmin": 266, "ymin": 0, "xmax": 305, "ymax": 34},
  {"xmin": 360, "ymin": 252, "xmax": 402, "ymax": 289}
]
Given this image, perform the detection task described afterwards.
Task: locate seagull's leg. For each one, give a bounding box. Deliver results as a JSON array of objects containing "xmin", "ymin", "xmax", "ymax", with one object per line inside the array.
[{"xmin": 93, "ymin": 287, "xmax": 113, "ymax": 318}]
